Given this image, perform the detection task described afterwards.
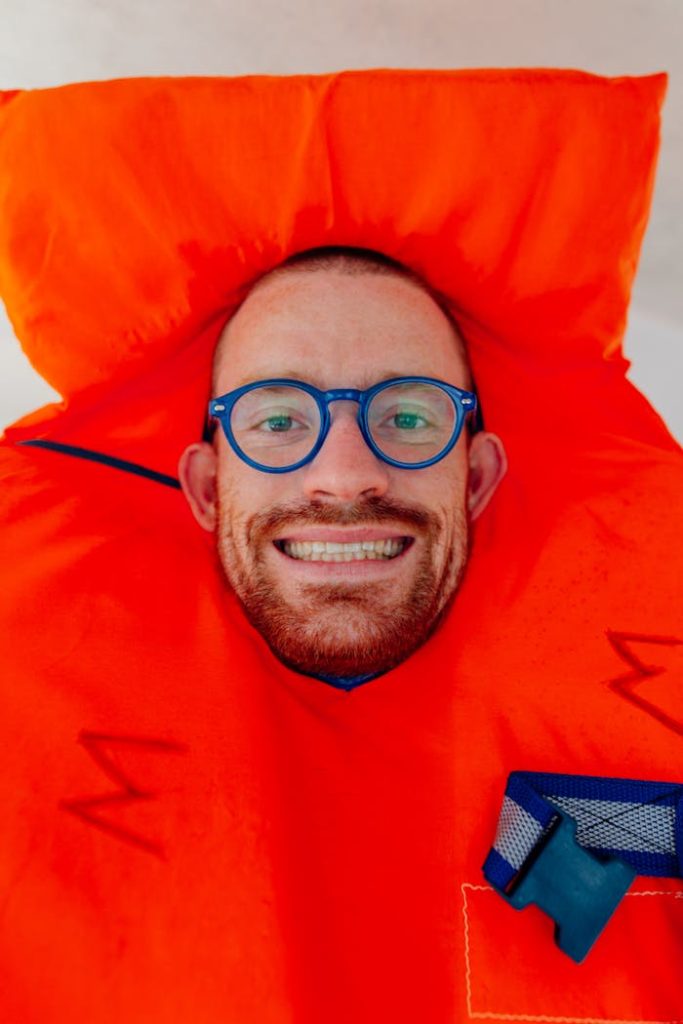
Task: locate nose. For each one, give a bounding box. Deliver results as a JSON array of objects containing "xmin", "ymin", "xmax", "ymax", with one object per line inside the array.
[{"xmin": 302, "ymin": 404, "xmax": 391, "ymax": 502}]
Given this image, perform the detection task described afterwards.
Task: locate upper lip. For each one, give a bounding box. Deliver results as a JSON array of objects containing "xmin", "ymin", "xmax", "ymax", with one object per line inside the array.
[{"xmin": 273, "ymin": 527, "xmax": 413, "ymax": 543}]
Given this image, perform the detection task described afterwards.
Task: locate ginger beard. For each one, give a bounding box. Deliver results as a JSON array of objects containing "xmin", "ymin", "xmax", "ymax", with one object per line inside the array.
[{"xmin": 214, "ymin": 487, "xmax": 470, "ymax": 680}]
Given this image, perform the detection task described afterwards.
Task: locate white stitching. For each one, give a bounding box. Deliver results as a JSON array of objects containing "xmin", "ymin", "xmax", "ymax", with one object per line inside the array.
[
  {"xmin": 460, "ymin": 883, "xmax": 683, "ymax": 1024},
  {"xmin": 462, "ymin": 882, "xmax": 476, "ymax": 1018}
]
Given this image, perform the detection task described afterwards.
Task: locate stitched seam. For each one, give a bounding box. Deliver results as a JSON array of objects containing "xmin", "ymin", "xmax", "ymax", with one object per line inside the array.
[
  {"xmin": 460, "ymin": 883, "xmax": 682, "ymax": 1024},
  {"xmin": 462, "ymin": 881, "xmax": 476, "ymax": 1018}
]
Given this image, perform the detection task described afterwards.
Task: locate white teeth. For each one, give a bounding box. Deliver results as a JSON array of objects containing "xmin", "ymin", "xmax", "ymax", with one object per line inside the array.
[{"xmin": 281, "ymin": 538, "xmax": 407, "ymax": 561}]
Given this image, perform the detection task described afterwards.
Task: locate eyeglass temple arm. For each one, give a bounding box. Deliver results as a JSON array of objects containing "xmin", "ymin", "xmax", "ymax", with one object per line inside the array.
[{"xmin": 468, "ymin": 394, "xmax": 484, "ymax": 434}]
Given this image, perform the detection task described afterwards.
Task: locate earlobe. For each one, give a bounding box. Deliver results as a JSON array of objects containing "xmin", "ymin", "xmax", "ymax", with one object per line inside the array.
[
  {"xmin": 467, "ymin": 432, "xmax": 508, "ymax": 521},
  {"xmin": 178, "ymin": 442, "xmax": 218, "ymax": 532}
]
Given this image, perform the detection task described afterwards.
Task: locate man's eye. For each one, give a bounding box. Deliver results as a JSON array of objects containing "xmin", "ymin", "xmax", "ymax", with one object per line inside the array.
[
  {"xmin": 252, "ymin": 410, "xmax": 310, "ymax": 433},
  {"xmin": 260, "ymin": 414, "xmax": 294, "ymax": 432},
  {"xmin": 385, "ymin": 410, "xmax": 430, "ymax": 430}
]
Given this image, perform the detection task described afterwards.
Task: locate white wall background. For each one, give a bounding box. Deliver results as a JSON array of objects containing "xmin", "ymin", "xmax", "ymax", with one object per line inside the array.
[{"xmin": 1, "ymin": 0, "xmax": 681, "ymax": 439}]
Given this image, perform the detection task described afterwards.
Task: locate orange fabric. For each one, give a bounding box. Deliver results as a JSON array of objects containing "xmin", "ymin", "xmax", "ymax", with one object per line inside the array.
[{"xmin": 1, "ymin": 70, "xmax": 682, "ymax": 1023}]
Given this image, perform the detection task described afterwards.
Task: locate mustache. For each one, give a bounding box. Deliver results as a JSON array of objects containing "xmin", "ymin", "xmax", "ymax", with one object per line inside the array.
[{"xmin": 246, "ymin": 496, "xmax": 440, "ymax": 541}]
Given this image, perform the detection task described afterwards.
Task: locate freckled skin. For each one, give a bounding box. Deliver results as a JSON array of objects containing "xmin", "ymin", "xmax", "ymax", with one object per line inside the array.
[{"xmin": 179, "ymin": 269, "xmax": 506, "ymax": 680}]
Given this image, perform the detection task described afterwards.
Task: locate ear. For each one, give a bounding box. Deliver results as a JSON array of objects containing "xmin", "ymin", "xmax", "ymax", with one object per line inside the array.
[
  {"xmin": 178, "ymin": 442, "xmax": 218, "ymax": 531},
  {"xmin": 466, "ymin": 432, "xmax": 508, "ymax": 521}
]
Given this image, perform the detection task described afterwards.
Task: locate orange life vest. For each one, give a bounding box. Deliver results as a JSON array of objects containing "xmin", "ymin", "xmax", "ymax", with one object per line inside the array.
[{"xmin": 1, "ymin": 70, "xmax": 681, "ymax": 1023}]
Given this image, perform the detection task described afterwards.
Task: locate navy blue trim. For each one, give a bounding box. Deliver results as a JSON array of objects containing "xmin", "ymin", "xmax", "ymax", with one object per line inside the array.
[
  {"xmin": 286, "ymin": 663, "xmax": 386, "ymax": 691},
  {"xmin": 307, "ymin": 669, "xmax": 384, "ymax": 691},
  {"xmin": 483, "ymin": 847, "xmax": 516, "ymax": 889},
  {"xmin": 520, "ymin": 770, "xmax": 681, "ymax": 806},
  {"xmin": 16, "ymin": 440, "xmax": 181, "ymax": 490}
]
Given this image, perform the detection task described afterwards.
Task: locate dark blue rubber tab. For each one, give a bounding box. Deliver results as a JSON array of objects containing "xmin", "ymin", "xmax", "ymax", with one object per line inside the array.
[{"xmin": 498, "ymin": 809, "xmax": 636, "ymax": 963}]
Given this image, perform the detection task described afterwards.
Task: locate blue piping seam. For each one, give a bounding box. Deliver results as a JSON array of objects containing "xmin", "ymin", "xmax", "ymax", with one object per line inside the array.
[{"xmin": 16, "ymin": 440, "xmax": 181, "ymax": 490}]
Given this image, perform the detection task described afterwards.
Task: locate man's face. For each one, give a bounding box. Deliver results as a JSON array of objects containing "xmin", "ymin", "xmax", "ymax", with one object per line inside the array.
[{"xmin": 181, "ymin": 269, "xmax": 505, "ymax": 681}]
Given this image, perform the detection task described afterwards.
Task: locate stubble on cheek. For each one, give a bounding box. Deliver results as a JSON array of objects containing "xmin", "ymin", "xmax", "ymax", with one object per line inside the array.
[{"xmin": 214, "ymin": 487, "xmax": 469, "ymax": 680}]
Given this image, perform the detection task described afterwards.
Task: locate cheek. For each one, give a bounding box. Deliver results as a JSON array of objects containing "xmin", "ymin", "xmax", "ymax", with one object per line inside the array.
[
  {"xmin": 398, "ymin": 458, "xmax": 468, "ymax": 515},
  {"xmin": 215, "ymin": 462, "xmax": 252, "ymax": 530},
  {"xmin": 406, "ymin": 463, "xmax": 469, "ymax": 555},
  {"xmin": 215, "ymin": 463, "xmax": 296, "ymax": 534},
  {"xmin": 441, "ymin": 450, "xmax": 469, "ymax": 507}
]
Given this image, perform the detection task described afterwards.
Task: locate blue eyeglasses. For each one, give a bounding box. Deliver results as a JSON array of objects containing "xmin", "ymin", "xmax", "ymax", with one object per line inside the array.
[{"xmin": 208, "ymin": 376, "xmax": 478, "ymax": 473}]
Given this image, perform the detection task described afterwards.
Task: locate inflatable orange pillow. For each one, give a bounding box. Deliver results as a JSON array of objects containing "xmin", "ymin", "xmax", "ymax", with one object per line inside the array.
[{"xmin": 1, "ymin": 70, "xmax": 681, "ymax": 1024}]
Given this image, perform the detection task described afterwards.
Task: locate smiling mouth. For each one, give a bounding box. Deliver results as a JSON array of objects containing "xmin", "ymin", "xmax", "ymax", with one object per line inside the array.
[{"xmin": 274, "ymin": 537, "xmax": 413, "ymax": 562}]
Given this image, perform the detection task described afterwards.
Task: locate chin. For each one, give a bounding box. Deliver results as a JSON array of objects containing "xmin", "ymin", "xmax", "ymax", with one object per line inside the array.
[
  {"xmin": 274, "ymin": 609, "xmax": 411, "ymax": 678},
  {"xmin": 223, "ymin": 559, "xmax": 465, "ymax": 682}
]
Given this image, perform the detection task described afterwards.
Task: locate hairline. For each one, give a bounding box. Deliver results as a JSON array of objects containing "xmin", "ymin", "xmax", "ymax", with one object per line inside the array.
[{"xmin": 211, "ymin": 248, "xmax": 471, "ymax": 398}]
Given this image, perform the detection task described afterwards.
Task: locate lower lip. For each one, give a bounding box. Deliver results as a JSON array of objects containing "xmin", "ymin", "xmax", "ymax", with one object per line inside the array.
[{"xmin": 270, "ymin": 540, "xmax": 416, "ymax": 577}]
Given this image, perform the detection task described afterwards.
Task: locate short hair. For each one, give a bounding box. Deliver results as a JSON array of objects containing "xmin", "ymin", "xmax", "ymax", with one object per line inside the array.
[
  {"xmin": 206, "ymin": 246, "xmax": 478, "ymax": 439},
  {"xmin": 258, "ymin": 245, "xmax": 464, "ymax": 342}
]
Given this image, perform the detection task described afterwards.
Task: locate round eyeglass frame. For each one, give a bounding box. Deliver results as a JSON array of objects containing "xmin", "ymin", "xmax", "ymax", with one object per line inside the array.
[{"xmin": 208, "ymin": 376, "xmax": 478, "ymax": 474}]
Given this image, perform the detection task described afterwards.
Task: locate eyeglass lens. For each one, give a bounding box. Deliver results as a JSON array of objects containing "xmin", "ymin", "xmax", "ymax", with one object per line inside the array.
[{"xmin": 229, "ymin": 382, "xmax": 457, "ymax": 469}]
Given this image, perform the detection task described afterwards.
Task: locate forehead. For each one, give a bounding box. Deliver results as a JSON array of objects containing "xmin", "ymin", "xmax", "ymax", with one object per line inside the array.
[{"xmin": 214, "ymin": 268, "xmax": 470, "ymax": 393}]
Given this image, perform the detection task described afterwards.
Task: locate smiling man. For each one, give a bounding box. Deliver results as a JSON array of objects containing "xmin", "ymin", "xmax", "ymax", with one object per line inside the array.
[{"xmin": 179, "ymin": 247, "xmax": 507, "ymax": 686}]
